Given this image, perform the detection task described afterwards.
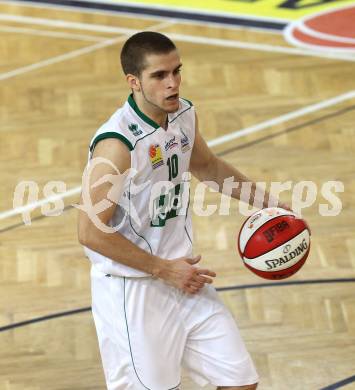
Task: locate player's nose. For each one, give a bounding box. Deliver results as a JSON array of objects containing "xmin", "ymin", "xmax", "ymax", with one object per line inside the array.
[{"xmin": 167, "ymin": 73, "xmax": 180, "ymax": 89}]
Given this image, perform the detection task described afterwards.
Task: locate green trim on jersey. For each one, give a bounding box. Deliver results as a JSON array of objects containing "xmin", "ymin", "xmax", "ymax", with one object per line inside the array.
[
  {"xmin": 180, "ymin": 97, "xmax": 193, "ymax": 107},
  {"xmin": 133, "ymin": 127, "xmax": 160, "ymax": 149},
  {"xmin": 90, "ymin": 132, "xmax": 133, "ymax": 152},
  {"xmin": 169, "ymin": 106, "xmax": 192, "ymax": 124},
  {"xmin": 128, "ymin": 94, "xmax": 160, "ymax": 130},
  {"xmin": 184, "ymin": 188, "xmax": 192, "ymax": 244},
  {"xmin": 123, "ymin": 277, "xmax": 181, "ymax": 390},
  {"xmin": 128, "ymin": 180, "xmax": 153, "ymax": 254}
]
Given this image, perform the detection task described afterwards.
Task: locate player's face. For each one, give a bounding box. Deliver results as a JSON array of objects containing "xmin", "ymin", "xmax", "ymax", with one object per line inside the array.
[{"xmin": 139, "ymin": 50, "xmax": 182, "ymax": 113}]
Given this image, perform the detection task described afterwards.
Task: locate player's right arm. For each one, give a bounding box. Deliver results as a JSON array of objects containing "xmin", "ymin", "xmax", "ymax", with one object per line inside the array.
[{"xmin": 77, "ymin": 138, "xmax": 215, "ymax": 293}]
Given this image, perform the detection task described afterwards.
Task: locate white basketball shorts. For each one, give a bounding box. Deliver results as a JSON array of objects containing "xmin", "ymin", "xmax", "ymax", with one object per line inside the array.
[{"xmin": 90, "ymin": 265, "xmax": 259, "ymax": 389}]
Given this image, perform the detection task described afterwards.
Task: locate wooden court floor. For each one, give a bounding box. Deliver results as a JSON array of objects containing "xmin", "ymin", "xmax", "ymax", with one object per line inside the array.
[{"xmin": 0, "ymin": 2, "xmax": 355, "ymax": 389}]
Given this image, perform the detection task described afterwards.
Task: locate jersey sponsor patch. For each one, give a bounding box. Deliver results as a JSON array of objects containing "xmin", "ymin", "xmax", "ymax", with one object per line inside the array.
[
  {"xmin": 128, "ymin": 123, "xmax": 143, "ymax": 136},
  {"xmin": 180, "ymin": 129, "xmax": 191, "ymax": 153},
  {"xmin": 150, "ymin": 183, "xmax": 187, "ymax": 227},
  {"xmin": 165, "ymin": 135, "xmax": 178, "ymax": 151},
  {"xmin": 149, "ymin": 144, "xmax": 164, "ymax": 169}
]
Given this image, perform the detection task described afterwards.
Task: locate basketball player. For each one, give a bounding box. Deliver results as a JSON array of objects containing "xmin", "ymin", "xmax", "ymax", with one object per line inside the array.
[{"xmin": 78, "ymin": 32, "xmax": 286, "ymax": 390}]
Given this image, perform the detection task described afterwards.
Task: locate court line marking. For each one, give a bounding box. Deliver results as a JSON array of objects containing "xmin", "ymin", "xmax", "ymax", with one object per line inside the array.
[
  {"xmin": 168, "ymin": 32, "xmax": 355, "ymax": 62},
  {"xmin": 1, "ymin": 13, "xmax": 355, "ymax": 63},
  {"xmin": 0, "ymin": 188, "xmax": 82, "ymax": 221},
  {"xmin": 1, "ymin": 90, "xmax": 354, "ymax": 221},
  {"xmin": 0, "ymin": 18, "xmax": 174, "ymax": 81},
  {"xmin": 3, "ymin": 9, "xmax": 355, "ymax": 390},
  {"xmin": 216, "ymin": 104, "xmax": 355, "ymax": 157},
  {"xmin": 298, "ymin": 22, "xmax": 355, "ymax": 45},
  {"xmin": 0, "ymin": 24, "xmax": 107, "ymax": 41},
  {"xmin": 3, "ymin": 103, "xmax": 354, "ymax": 233},
  {"xmin": 67, "ymin": 0, "xmax": 290, "ymax": 23},
  {"xmin": 0, "ymin": 35, "xmax": 125, "ymax": 81},
  {"xmin": 0, "ymin": 10, "xmax": 354, "ymax": 219},
  {"xmin": 0, "ymin": 0, "xmax": 285, "ymax": 34},
  {"xmin": 291, "ymin": 3, "xmax": 355, "ymax": 46},
  {"xmin": 0, "ymin": 16, "xmax": 173, "ymax": 221},
  {"xmin": 1, "ymin": 8, "xmax": 355, "ymax": 386},
  {"xmin": 284, "ymin": 21, "xmax": 355, "ymax": 54},
  {"xmin": 320, "ymin": 375, "xmax": 355, "ymax": 390},
  {"xmin": 208, "ymin": 90, "xmax": 355, "ymax": 147},
  {"xmin": 1, "ymin": 278, "xmax": 354, "ymax": 332},
  {"xmin": 0, "ymin": 13, "xmax": 136, "ymax": 34}
]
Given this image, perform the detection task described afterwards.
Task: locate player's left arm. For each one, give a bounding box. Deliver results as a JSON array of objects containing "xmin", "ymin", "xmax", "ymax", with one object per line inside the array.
[{"xmin": 190, "ymin": 112, "xmax": 287, "ymax": 209}]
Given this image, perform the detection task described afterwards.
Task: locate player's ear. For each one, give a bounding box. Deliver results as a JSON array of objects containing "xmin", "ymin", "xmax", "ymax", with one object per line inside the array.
[{"xmin": 127, "ymin": 74, "xmax": 141, "ymax": 92}]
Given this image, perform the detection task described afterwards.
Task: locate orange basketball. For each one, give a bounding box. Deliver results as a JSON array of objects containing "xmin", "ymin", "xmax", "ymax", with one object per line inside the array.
[{"xmin": 238, "ymin": 207, "xmax": 311, "ymax": 280}]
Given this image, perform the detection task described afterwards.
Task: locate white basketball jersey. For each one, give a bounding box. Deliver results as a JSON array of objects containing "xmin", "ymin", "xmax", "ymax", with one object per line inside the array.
[{"xmin": 83, "ymin": 94, "xmax": 196, "ymax": 277}]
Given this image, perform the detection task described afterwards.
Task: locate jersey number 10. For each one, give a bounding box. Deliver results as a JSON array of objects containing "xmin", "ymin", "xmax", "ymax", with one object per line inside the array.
[{"xmin": 167, "ymin": 154, "xmax": 178, "ymax": 180}]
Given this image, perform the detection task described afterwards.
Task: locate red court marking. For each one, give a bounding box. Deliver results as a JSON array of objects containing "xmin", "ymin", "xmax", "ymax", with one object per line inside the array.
[
  {"xmin": 305, "ymin": 6, "xmax": 355, "ymax": 39},
  {"xmin": 292, "ymin": 27, "xmax": 355, "ymax": 48}
]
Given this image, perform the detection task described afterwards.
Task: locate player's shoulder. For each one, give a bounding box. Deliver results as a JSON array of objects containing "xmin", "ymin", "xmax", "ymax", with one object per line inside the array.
[{"xmin": 89, "ymin": 102, "xmax": 147, "ymax": 153}]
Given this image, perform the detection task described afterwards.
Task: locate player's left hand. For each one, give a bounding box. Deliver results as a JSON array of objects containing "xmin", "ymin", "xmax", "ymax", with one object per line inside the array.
[
  {"xmin": 157, "ymin": 255, "xmax": 216, "ymax": 294},
  {"xmin": 277, "ymin": 203, "xmax": 311, "ymax": 235}
]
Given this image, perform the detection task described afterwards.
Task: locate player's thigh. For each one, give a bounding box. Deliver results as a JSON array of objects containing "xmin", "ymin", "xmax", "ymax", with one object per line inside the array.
[
  {"xmin": 123, "ymin": 277, "xmax": 186, "ymax": 389},
  {"xmin": 182, "ymin": 285, "xmax": 259, "ymax": 388},
  {"xmin": 91, "ymin": 268, "xmax": 185, "ymax": 389}
]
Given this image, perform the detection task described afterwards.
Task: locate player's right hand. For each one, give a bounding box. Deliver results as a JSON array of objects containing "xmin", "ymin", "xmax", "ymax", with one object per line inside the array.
[{"xmin": 158, "ymin": 255, "xmax": 216, "ymax": 294}]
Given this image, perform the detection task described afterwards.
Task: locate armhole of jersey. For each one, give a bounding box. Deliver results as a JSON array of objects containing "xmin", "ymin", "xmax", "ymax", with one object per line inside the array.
[{"xmin": 90, "ymin": 132, "xmax": 134, "ymax": 156}]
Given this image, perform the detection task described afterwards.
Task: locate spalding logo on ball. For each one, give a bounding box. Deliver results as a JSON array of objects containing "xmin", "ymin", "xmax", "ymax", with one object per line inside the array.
[{"xmin": 238, "ymin": 207, "xmax": 311, "ymax": 280}]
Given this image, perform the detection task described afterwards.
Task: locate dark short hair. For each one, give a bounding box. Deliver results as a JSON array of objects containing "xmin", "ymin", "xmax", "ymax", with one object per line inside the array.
[{"xmin": 120, "ymin": 31, "xmax": 176, "ymax": 77}]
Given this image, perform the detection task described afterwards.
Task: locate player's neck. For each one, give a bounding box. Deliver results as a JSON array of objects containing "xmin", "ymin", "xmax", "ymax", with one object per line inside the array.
[{"xmin": 132, "ymin": 93, "xmax": 168, "ymax": 130}]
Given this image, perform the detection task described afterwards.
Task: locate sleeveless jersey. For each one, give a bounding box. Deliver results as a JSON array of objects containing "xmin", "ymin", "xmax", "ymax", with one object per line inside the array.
[{"xmin": 83, "ymin": 94, "xmax": 195, "ymax": 277}]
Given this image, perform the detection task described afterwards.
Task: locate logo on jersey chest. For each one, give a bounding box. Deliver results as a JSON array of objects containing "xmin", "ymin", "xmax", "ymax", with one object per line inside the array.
[
  {"xmin": 150, "ymin": 183, "xmax": 186, "ymax": 227},
  {"xmin": 165, "ymin": 135, "xmax": 178, "ymax": 152},
  {"xmin": 149, "ymin": 144, "xmax": 164, "ymax": 169},
  {"xmin": 180, "ymin": 129, "xmax": 190, "ymax": 153},
  {"xmin": 128, "ymin": 123, "xmax": 143, "ymax": 136}
]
